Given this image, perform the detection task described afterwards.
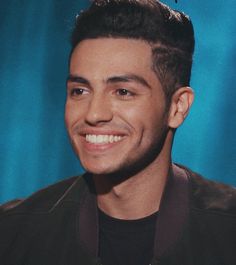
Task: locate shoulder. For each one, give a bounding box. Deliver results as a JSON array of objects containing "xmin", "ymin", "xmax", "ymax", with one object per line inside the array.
[
  {"xmin": 0, "ymin": 174, "xmax": 91, "ymax": 262},
  {"xmin": 178, "ymin": 164, "xmax": 236, "ymax": 215},
  {"xmin": 0, "ymin": 175, "xmax": 86, "ymax": 217}
]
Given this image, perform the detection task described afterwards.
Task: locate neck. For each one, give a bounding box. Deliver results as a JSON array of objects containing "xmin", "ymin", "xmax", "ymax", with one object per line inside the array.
[{"xmin": 93, "ymin": 131, "xmax": 173, "ymax": 220}]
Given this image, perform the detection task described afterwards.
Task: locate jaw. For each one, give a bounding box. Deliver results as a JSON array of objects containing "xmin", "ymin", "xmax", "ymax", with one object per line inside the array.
[{"xmin": 84, "ymin": 128, "xmax": 174, "ymax": 182}]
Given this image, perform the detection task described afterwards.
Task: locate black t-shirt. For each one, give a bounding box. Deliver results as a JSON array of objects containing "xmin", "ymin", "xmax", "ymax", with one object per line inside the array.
[{"xmin": 98, "ymin": 208, "xmax": 158, "ymax": 265}]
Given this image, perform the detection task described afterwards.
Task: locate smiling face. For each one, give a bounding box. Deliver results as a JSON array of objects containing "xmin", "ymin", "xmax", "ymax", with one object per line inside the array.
[{"xmin": 65, "ymin": 38, "xmax": 172, "ymax": 176}]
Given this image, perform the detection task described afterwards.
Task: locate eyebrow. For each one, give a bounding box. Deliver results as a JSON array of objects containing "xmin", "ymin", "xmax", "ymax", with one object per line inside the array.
[
  {"xmin": 67, "ymin": 74, "xmax": 151, "ymax": 88},
  {"xmin": 107, "ymin": 74, "xmax": 151, "ymax": 88},
  {"xmin": 67, "ymin": 75, "xmax": 90, "ymax": 86}
]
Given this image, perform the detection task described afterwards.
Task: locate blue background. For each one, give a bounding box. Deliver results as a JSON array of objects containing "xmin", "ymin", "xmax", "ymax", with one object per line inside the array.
[{"xmin": 0, "ymin": 0, "xmax": 235, "ymax": 203}]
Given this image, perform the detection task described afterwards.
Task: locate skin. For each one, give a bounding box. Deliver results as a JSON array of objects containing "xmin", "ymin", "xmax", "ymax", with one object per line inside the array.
[{"xmin": 65, "ymin": 38, "xmax": 194, "ymax": 219}]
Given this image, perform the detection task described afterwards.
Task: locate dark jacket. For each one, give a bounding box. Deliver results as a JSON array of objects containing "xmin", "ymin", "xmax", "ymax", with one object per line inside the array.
[{"xmin": 0, "ymin": 164, "xmax": 235, "ymax": 265}]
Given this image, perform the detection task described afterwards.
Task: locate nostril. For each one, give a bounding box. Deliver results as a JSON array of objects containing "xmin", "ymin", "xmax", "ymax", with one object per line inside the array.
[{"xmin": 85, "ymin": 98, "xmax": 113, "ymax": 125}]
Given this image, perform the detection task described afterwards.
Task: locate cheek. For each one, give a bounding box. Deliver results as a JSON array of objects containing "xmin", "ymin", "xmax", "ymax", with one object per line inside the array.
[
  {"xmin": 65, "ymin": 101, "xmax": 81, "ymax": 131},
  {"xmin": 117, "ymin": 100, "xmax": 165, "ymax": 129}
]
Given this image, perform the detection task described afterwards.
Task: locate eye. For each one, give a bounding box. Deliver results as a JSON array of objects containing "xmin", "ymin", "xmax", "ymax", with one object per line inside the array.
[
  {"xmin": 116, "ymin": 88, "xmax": 134, "ymax": 97},
  {"xmin": 70, "ymin": 88, "xmax": 89, "ymax": 97}
]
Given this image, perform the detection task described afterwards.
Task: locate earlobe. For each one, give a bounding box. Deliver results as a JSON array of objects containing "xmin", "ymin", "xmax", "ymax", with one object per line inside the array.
[{"xmin": 168, "ymin": 87, "xmax": 194, "ymax": 129}]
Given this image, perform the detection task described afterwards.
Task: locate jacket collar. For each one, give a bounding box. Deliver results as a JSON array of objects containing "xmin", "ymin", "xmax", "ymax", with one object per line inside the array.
[
  {"xmin": 77, "ymin": 163, "xmax": 190, "ymax": 259},
  {"xmin": 153, "ymin": 163, "xmax": 189, "ymax": 258}
]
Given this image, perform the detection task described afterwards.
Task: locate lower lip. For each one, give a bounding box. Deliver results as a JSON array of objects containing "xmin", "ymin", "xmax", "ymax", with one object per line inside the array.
[{"xmin": 81, "ymin": 136, "xmax": 124, "ymax": 152}]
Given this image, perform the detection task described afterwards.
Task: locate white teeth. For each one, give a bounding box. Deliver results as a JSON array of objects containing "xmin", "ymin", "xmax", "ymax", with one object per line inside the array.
[
  {"xmin": 85, "ymin": 134, "xmax": 123, "ymax": 144},
  {"xmin": 109, "ymin": 135, "xmax": 114, "ymax": 143}
]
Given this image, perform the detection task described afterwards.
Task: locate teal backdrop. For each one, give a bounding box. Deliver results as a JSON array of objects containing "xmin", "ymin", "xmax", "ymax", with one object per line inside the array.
[{"xmin": 0, "ymin": 0, "xmax": 235, "ymax": 203}]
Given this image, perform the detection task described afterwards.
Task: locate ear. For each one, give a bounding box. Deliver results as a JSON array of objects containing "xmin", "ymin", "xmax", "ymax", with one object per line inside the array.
[{"xmin": 168, "ymin": 87, "xmax": 194, "ymax": 129}]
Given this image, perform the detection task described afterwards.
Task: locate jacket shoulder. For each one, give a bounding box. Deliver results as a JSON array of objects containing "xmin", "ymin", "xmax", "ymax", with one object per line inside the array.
[
  {"xmin": 181, "ymin": 166, "xmax": 236, "ymax": 215},
  {"xmin": 0, "ymin": 175, "xmax": 84, "ymax": 216}
]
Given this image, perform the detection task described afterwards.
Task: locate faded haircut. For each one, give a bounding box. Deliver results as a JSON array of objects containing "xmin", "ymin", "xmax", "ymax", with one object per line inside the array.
[{"xmin": 71, "ymin": 0, "xmax": 195, "ymax": 104}]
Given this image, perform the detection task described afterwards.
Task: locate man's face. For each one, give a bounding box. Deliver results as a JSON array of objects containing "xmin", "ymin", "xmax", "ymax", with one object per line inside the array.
[{"xmin": 65, "ymin": 38, "xmax": 170, "ymax": 175}]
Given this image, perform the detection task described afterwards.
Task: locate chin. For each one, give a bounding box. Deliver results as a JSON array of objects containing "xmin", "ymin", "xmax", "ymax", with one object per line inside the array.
[{"xmin": 81, "ymin": 161, "xmax": 118, "ymax": 176}]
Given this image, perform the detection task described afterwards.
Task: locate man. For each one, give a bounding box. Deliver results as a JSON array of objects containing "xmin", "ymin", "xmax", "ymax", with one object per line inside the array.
[{"xmin": 0, "ymin": 0, "xmax": 235, "ymax": 265}]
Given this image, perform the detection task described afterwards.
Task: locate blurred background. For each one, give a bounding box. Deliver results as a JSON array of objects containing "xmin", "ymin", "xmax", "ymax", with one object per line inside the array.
[{"xmin": 0, "ymin": 0, "xmax": 235, "ymax": 203}]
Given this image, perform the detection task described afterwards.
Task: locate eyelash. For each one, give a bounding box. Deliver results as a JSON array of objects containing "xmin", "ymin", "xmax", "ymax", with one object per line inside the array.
[
  {"xmin": 68, "ymin": 87, "xmax": 136, "ymax": 100},
  {"xmin": 116, "ymin": 88, "xmax": 135, "ymax": 98},
  {"xmin": 70, "ymin": 88, "xmax": 88, "ymax": 97}
]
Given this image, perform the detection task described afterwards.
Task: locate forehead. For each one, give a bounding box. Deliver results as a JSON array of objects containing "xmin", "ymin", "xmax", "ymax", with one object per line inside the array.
[{"xmin": 69, "ymin": 38, "xmax": 155, "ymax": 78}]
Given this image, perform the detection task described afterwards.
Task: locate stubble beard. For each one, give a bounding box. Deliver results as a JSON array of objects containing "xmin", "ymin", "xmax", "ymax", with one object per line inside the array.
[{"xmin": 91, "ymin": 125, "xmax": 170, "ymax": 188}]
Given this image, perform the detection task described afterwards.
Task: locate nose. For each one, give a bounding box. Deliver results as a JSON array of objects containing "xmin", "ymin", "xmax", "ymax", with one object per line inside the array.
[{"xmin": 85, "ymin": 93, "xmax": 113, "ymax": 126}]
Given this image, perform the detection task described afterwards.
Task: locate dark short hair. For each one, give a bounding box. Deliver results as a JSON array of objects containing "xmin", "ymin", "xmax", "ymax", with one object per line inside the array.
[{"xmin": 71, "ymin": 0, "xmax": 195, "ymax": 103}]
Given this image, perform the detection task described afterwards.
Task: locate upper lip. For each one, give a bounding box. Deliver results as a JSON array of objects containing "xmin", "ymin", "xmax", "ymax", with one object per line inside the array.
[{"xmin": 78, "ymin": 128, "xmax": 127, "ymax": 137}]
